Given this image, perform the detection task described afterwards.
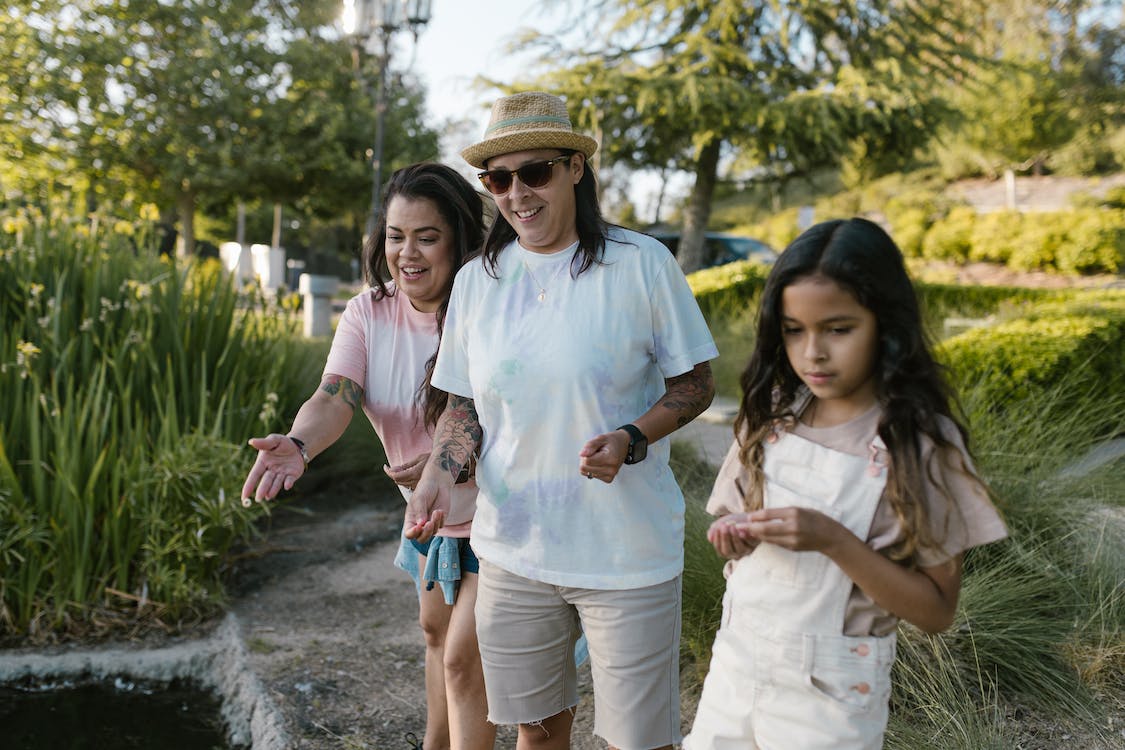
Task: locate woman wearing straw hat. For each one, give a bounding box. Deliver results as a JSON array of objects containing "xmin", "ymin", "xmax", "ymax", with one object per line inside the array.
[{"xmin": 406, "ymin": 91, "xmax": 718, "ymax": 750}]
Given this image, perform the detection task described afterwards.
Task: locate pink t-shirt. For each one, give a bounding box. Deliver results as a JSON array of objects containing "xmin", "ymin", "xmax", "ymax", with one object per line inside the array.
[{"xmin": 323, "ymin": 286, "xmax": 474, "ymax": 536}]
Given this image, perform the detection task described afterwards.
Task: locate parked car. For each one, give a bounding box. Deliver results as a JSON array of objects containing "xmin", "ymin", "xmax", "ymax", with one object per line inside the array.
[{"xmin": 650, "ymin": 231, "xmax": 777, "ymax": 268}]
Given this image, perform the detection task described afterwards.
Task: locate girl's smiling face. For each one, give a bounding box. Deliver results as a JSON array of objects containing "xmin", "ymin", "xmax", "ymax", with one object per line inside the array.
[
  {"xmin": 384, "ymin": 195, "xmax": 455, "ymax": 313},
  {"xmin": 781, "ymin": 274, "xmax": 880, "ymax": 425}
]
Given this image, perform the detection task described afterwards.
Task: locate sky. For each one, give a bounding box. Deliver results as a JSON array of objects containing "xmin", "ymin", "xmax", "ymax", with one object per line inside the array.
[
  {"xmin": 389, "ymin": 0, "xmax": 685, "ymax": 223},
  {"xmin": 410, "ymin": 1, "xmax": 563, "ymax": 137}
]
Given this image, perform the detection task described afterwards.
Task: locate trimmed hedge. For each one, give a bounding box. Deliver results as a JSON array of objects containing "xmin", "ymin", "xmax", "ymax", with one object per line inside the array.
[
  {"xmin": 938, "ymin": 292, "xmax": 1125, "ymax": 429},
  {"xmin": 903, "ymin": 207, "xmax": 1125, "ymax": 274},
  {"xmin": 914, "ymin": 283, "xmax": 1066, "ymax": 335},
  {"xmin": 687, "ymin": 260, "xmax": 771, "ymax": 320},
  {"xmin": 688, "ymin": 260, "xmax": 1075, "ymax": 333}
]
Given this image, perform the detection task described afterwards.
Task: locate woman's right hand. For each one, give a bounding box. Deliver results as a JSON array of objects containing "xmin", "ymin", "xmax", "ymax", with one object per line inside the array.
[
  {"xmin": 404, "ymin": 475, "xmax": 449, "ymax": 543},
  {"xmin": 240, "ymin": 434, "xmax": 306, "ymax": 506},
  {"xmin": 707, "ymin": 513, "xmax": 759, "ymax": 560}
]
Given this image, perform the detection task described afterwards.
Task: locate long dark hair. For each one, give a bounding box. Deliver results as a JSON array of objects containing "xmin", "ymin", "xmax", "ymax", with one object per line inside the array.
[
  {"xmin": 479, "ymin": 150, "xmax": 609, "ymax": 278},
  {"xmin": 361, "ymin": 162, "xmax": 485, "ymax": 429},
  {"xmin": 735, "ymin": 217, "xmax": 974, "ymax": 562}
]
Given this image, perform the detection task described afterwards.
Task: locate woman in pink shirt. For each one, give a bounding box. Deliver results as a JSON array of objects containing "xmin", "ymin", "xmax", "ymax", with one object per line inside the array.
[{"xmin": 240, "ymin": 162, "xmax": 492, "ymax": 750}]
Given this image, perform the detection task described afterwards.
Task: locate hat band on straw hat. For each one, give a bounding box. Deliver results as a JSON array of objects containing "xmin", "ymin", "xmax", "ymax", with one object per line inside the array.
[{"xmin": 485, "ymin": 115, "xmax": 571, "ymax": 135}]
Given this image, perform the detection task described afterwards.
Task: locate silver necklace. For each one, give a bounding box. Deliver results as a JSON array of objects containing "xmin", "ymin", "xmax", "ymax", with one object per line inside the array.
[{"xmin": 523, "ymin": 260, "xmax": 549, "ymax": 302}]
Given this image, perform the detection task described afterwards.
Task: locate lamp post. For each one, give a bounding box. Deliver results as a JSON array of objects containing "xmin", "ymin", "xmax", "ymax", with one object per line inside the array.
[{"xmin": 343, "ymin": 0, "xmax": 432, "ymax": 241}]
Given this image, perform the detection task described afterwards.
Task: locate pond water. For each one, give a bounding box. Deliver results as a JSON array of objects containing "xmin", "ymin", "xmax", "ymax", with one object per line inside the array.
[{"xmin": 0, "ymin": 676, "xmax": 238, "ymax": 750}]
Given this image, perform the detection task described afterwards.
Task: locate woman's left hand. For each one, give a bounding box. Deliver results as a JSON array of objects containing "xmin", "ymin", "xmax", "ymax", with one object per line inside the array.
[
  {"xmin": 740, "ymin": 506, "xmax": 849, "ymax": 553},
  {"xmin": 383, "ymin": 452, "xmax": 429, "ymax": 491},
  {"xmin": 578, "ymin": 429, "xmax": 630, "ymax": 483}
]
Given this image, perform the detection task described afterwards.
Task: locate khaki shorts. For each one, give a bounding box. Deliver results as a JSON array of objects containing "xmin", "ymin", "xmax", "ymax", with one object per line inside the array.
[{"xmin": 475, "ymin": 559, "xmax": 682, "ymax": 749}]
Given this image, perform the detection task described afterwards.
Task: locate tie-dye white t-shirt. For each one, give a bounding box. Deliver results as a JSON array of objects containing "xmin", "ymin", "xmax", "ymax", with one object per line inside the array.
[
  {"xmin": 432, "ymin": 227, "xmax": 718, "ymax": 589},
  {"xmin": 324, "ymin": 285, "xmax": 475, "ymax": 536}
]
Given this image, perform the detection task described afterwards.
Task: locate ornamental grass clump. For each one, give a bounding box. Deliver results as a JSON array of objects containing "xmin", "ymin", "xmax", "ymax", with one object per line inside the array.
[
  {"xmin": 885, "ymin": 358, "xmax": 1125, "ymax": 745},
  {"xmin": 0, "ymin": 210, "xmax": 313, "ymax": 639}
]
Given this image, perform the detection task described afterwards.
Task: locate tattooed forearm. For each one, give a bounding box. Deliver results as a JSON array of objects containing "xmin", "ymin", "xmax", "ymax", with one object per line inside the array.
[
  {"xmin": 432, "ymin": 394, "xmax": 483, "ymax": 481},
  {"xmin": 662, "ymin": 362, "xmax": 715, "ymax": 427},
  {"xmin": 320, "ymin": 375, "xmax": 364, "ymax": 410}
]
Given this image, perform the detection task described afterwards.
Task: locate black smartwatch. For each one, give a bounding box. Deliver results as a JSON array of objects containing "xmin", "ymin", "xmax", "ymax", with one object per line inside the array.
[{"xmin": 617, "ymin": 424, "xmax": 648, "ymax": 465}]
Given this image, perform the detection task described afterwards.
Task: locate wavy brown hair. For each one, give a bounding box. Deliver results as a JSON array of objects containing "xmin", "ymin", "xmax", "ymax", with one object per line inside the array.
[
  {"xmin": 734, "ymin": 218, "xmax": 977, "ymax": 563},
  {"xmin": 361, "ymin": 162, "xmax": 485, "ymax": 429}
]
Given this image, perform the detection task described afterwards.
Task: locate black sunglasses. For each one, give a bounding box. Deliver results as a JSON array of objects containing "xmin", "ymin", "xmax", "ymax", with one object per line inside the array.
[{"xmin": 477, "ymin": 155, "xmax": 571, "ymax": 195}]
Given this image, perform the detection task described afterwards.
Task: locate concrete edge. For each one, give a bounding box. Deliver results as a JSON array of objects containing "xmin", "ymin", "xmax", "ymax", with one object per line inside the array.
[{"xmin": 0, "ymin": 612, "xmax": 289, "ymax": 749}]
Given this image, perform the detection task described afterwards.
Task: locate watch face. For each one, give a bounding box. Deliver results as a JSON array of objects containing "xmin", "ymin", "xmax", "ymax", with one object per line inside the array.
[
  {"xmin": 625, "ymin": 434, "xmax": 647, "ymax": 464},
  {"xmin": 619, "ymin": 424, "xmax": 648, "ymax": 464}
]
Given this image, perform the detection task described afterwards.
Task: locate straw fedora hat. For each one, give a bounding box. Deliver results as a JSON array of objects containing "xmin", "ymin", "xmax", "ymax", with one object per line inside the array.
[{"xmin": 461, "ymin": 91, "xmax": 599, "ymax": 169}]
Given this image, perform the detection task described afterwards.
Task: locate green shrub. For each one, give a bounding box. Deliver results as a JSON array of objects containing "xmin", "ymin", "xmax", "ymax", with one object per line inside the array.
[
  {"xmin": 914, "ymin": 283, "xmax": 1062, "ymax": 338},
  {"xmin": 938, "ymin": 293, "xmax": 1125, "ymax": 429},
  {"xmin": 885, "ymin": 186, "xmax": 945, "ymax": 221},
  {"xmin": 736, "ymin": 207, "xmax": 802, "ymax": 252},
  {"xmin": 687, "ymin": 259, "xmax": 770, "ymax": 322},
  {"xmin": 968, "ymin": 211, "xmax": 1023, "ymax": 264},
  {"xmin": 814, "ymin": 189, "xmax": 863, "ymax": 219},
  {"xmin": 1102, "ymin": 185, "xmax": 1125, "ymax": 209},
  {"xmin": 890, "ymin": 208, "xmax": 931, "ymax": 258},
  {"xmin": 913, "ymin": 207, "xmax": 1124, "ymax": 275},
  {"xmin": 1054, "ymin": 209, "xmax": 1125, "ymax": 275},
  {"xmin": 1009, "ymin": 215, "xmax": 1068, "ymax": 271},
  {"xmin": 922, "ymin": 206, "xmax": 976, "ymax": 262}
]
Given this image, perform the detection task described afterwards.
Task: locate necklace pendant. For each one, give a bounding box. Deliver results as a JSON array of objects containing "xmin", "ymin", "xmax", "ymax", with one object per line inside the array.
[{"xmin": 537, "ymin": 290, "xmax": 546, "ymax": 302}]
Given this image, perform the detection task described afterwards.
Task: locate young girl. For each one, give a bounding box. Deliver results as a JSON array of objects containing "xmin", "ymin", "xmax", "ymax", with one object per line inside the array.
[{"xmin": 683, "ymin": 218, "xmax": 1007, "ymax": 750}]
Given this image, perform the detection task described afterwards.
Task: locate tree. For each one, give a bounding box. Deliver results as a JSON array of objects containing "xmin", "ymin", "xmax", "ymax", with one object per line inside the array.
[
  {"xmin": 931, "ymin": 0, "xmax": 1125, "ymax": 179},
  {"xmin": 0, "ymin": 0, "xmax": 438, "ymax": 255},
  {"xmin": 519, "ymin": 0, "xmax": 974, "ymax": 270}
]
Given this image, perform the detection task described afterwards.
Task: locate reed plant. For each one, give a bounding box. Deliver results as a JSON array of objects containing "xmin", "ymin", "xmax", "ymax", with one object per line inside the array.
[{"xmin": 0, "ymin": 209, "xmax": 315, "ymax": 638}]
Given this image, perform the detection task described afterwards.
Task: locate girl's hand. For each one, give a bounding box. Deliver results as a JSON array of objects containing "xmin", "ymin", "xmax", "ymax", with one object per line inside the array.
[
  {"xmin": 240, "ymin": 434, "xmax": 306, "ymax": 506},
  {"xmin": 383, "ymin": 452, "xmax": 429, "ymax": 491},
  {"xmin": 707, "ymin": 514, "xmax": 760, "ymax": 559},
  {"xmin": 742, "ymin": 507, "xmax": 849, "ymax": 553}
]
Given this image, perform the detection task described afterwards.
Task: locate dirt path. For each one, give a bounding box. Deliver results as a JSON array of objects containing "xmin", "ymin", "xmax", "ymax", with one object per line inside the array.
[{"xmin": 226, "ymin": 484, "xmax": 621, "ymax": 749}]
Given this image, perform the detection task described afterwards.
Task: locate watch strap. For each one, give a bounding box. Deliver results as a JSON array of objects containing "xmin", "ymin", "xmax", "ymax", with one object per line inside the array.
[{"xmin": 616, "ymin": 423, "xmax": 646, "ymax": 445}]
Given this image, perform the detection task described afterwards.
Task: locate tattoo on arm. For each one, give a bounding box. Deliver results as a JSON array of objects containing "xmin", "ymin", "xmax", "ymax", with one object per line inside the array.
[
  {"xmin": 320, "ymin": 375, "xmax": 363, "ymax": 410},
  {"xmin": 433, "ymin": 394, "xmax": 483, "ymax": 482},
  {"xmin": 662, "ymin": 362, "xmax": 715, "ymax": 427}
]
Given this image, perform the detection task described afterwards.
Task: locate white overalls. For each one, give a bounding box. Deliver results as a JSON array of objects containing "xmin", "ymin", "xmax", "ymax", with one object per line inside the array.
[{"xmin": 684, "ymin": 429, "xmax": 895, "ymax": 750}]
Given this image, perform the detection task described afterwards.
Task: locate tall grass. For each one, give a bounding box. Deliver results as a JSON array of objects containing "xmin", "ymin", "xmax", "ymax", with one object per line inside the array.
[
  {"xmin": 671, "ymin": 442, "xmax": 728, "ymax": 690},
  {"xmin": 0, "ymin": 210, "xmax": 315, "ymax": 639}
]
